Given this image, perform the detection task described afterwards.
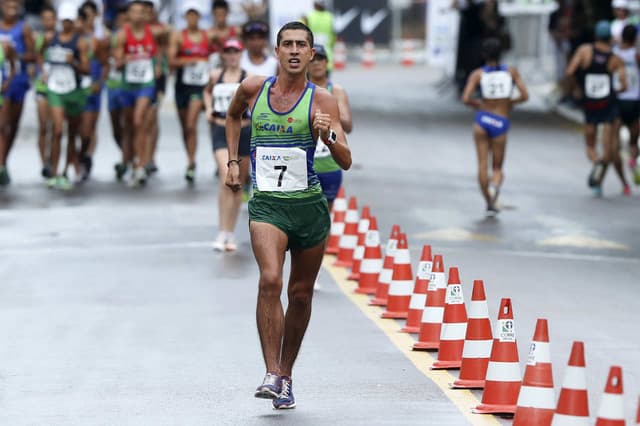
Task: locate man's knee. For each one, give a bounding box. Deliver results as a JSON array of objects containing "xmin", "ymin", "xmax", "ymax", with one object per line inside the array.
[
  {"xmin": 288, "ymin": 286, "xmax": 313, "ymax": 307},
  {"xmin": 259, "ymin": 271, "xmax": 283, "ymax": 296}
]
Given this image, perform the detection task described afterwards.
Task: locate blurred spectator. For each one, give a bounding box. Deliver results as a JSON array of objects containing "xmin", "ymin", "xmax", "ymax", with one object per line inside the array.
[
  {"xmin": 302, "ymin": 1, "xmax": 335, "ymax": 74},
  {"xmin": 549, "ymin": 0, "xmax": 572, "ymax": 101},
  {"xmin": 611, "ymin": 0, "xmax": 636, "ymax": 45},
  {"xmin": 104, "ymin": 0, "xmax": 128, "ymax": 29},
  {"xmin": 23, "ymin": 0, "xmax": 52, "ymax": 31},
  {"xmin": 227, "ymin": 0, "xmax": 267, "ymax": 27},
  {"xmin": 240, "ymin": 20, "xmax": 278, "ymax": 76},
  {"xmin": 453, "ymin": 0, "xmax": 508, "ymax": 94}
]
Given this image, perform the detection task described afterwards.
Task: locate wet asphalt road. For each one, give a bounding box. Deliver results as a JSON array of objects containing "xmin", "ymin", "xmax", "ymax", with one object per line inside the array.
[{"xmin": 1, "ymin": 68, "xmax": 639, "ymax": 424}]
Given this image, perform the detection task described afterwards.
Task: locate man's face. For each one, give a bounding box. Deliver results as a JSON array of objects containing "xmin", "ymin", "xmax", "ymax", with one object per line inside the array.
[
  {"xmin": 213, "ymin": 7, "xmax": 228, "ymax": 26},
  {"xmin": 614, "ymin": 7, "xmax": 628, "ymax": 20},
  {"xmin": 185, "ymin": 10, "xmax": 200, "ymax": 28},
  {"xmin": 1, "ymin": 0, "xmax": 19, "ymax": 19},
  {"xmin": 276, "ymin": 29, "xmax": 313, "ymax": 75},
  {"xmin": 246, "ymin": 33, "xmax": 267, "ymax": 55},
  {"xmin": 41, "ymin": 11, "xmax": 57, "ymax": 31},
  {"xmin": 128, "ymin": 3, "xmax": 146, "ymax": 25}
]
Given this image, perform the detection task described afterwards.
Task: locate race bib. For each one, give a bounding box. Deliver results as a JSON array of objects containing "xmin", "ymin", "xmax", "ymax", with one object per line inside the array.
[
  {"xmin": 125, "ymin": 58, "xmax": 153, "ymax": 84},
  {"xmin": 481, "ymin": 71, "xmax": 513, "ymax": 99},
  {"xmin": 47, "ymin": 46, "xmax": 72, "ymax": 64},
  {"xmin": 314, "ymin": 137, "xmax": 331, "ymax": 159},
  {"xmin": 80, "ymin": 75, "xmax": 92, "ymax": 89},
  {"xmin": 47, "ymin": 65, "xmax": 76, "ymax": 94},
  {"xmin": 213, "ymin": 82, "xmax": 239, "ymax": 115},
  {"xmin": 255, "ymin": 146, "xmax": 308, "ymax": 192},
  {"xmin": 614, "ymin": 65, "xmax": 639, "ymax": 94},
  {"xmin": 182, "ymin": 61, "xmax": 209, "ymax": 85},
  {"xmin": 108, "ymin": 57, "xmax": 122, "ymax": 81},
  {"xmin": 585, "ymin": 74, "xmax": 611, "ymax": 98}
]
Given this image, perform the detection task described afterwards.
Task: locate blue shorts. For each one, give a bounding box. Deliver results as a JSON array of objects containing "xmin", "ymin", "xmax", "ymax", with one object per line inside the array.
[
  {"xmin": 108, "ymin": 88, "xmax": 126, "ymax": 111},
  {"xmin": 5, "ymin": 75, "xmax": 31, "ymax": 104},
  {"xmin": 317, "ymin": 169, "xmax": 343, "ymax": 202},
  {"xmin": 85, "ymin": 92, "xmax": 102, "ymax": 112},
  {"xmin": 475, "ymin": 111, "xmax": 510, "ymax": 139},
  {"xmin": 121, "ymin": 85, "xmax": 156, "ymax": 108}
]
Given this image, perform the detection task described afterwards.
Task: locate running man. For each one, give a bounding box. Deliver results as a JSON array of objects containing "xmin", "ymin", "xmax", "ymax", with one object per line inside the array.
[
  {"xmin": 462, "ymin": 38, "xmax": 528, "ymax": 216},
  {"xmin": 78, "ymin": 0, "xmax": 110, "ymax": 181},
  {"xmin": 107, "ymin": 6, "xmax": 129, "ymax": 180},
  {"xmin": 207, "ymin": 0, "xmax": 240, "ymax": 69},
  {"xmin": 613, "ymin": 24, "xmax": 640, "ymax": 185},
  {"xmin": 41, "ymin": 2, "xmax": 90, "ymax": 190},
  {"xmin": 113, "ymin": 0, "xmax": 168, "ymax": 186},
  {"xmin": 34, "ymin": 5, "xmax": 57, "ymax": 180},
  {"xmin": 0, "ymin": 0, "xmax": 36, "ymax": 185},
  {"xmin": 168, "ymin": 1, "xmax": 210, "ymax": 183},
  {"xmin": 225, "ymin": 21, "xmax": 351, "ymax": 409},
  {"xmin": 309, "ymin": 44, "xmax": 352, "ymax": 210},
  {"xmin": 0, "ymin": 35, "xmax": 17, "ymax": 186},
  {"xmin": 567, "ymin": 20, "xmax": 630, "ymax": 196},
  {"xmin": 203, "ymin": 38, "xmax": 249, "ymax": 251}
]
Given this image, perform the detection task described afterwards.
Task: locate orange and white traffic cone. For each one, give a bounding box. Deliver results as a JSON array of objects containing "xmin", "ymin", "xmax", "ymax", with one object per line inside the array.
[
  {"xmin": 413, "ymin": 254, "xmax": 447, "ymax": 350},
  {"xmin": 334, "ymin": 196, "xmax": 359, "ymax": 268},
  {"xmin": 401, "ymin": 38, "xmax": 415, "ymax": 67},
  {"xmin": 401, "ymin": 245, "xmax": 433, "ymax": 333},
  {"xmin": 361, "ymin": 38, "xmax": 376, "ymax": 68},
  {"xmin": 381, "ymin": 233, "xmax": 413, "ymax": 319},
  {"xmin": 595, "ymin": 366, "xmax": 625, "ymax": 426},
  {"xmin": 432, "ymin": 267, "xmax": 468, "ymax": 369},
  {"xmin": 552, "ymin": 341, "xmax": 589, "ymax": 426},
  {"xmin": 348, "ymin": 206, "xmax": 371, "ymax": 281},
  {"xmin": 473, "ymin": 298, "xmax": 521, "ymax": 415},
  {"xmin": 370, "ymin": 225, "xmax": 400, "ymax": 306},
  {"xmin": 333, "ymin": 38, "xmax": 347, "ymax": 70},
  {"xmin": 326, "ymin": 187, "xmax": 346, "ymax": 255},
  {"xmin": 513, "ymin": 318, "xmax": 555, "ymax": 425},
  {"xmin": 356, "ymin": 216, "xmax": 383, "ymax": 295},
  {"xmin": 451, "ymin": 279, "xmax": 493, "ymax": 388}
]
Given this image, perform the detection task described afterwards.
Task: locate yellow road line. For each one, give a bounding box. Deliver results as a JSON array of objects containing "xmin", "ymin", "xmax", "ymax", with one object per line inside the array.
[{"xmin": 323, "ymin": 257, "xmax": 501, "ymax": 426}]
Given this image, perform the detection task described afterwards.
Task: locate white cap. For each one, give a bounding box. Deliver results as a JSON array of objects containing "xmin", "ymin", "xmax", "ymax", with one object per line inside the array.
[
  {"xmin": 613, "ymin": 0, "xmax": 630, "ymax": 9},
  {"xmin": 58, "ymin": 2, "xmax": 78, "ymax": 21},
  {"xmin": 181, "ymin": 0, "xmax": 204, "ymax": 15}
]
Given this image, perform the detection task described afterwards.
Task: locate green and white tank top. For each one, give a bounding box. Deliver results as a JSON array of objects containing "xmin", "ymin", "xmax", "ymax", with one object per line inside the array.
[
  {"xmin": 250, "ymin": 76, "xmax": 321, "ymax": 199},
  {"xmin": 313, "ymin": 82, "xmax": 341, "ymax": 174}
]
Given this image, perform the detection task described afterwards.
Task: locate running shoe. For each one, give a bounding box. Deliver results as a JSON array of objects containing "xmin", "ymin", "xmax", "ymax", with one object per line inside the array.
[
  {"xmin": 185, "ymin": 164, "xmax": 196, "ymax": 184},
  {"xmin": 225, "ymin": 237, "xmax": 238, "ymax": 252},
  {"xmin": 486, "ymin": 206, "xmax": 499, "ymax": 218},
  {"xmin": 46, "ymin": 176, "xmax": 57, "ymax": 189},
  {"xmin": 0, "ymin": 166, "xmax": 10, "ymax": 186},
  {"xmin": 592, "ymin": 185, "xmax": 603, "ymax": 198},
  {"xmin": 133, "ymin": 167, "xmax": 147, "ymax": 186},
  {"xmin": 55, "ymin": 175, "xmax": 73, "ymax": 191},
  {"xmin": 634, "ymin": 165, "xmax": 640, "ymax": 186},
  {"xmin": 41, "ymin": 164, "xmax": 53, "ymax": 179},
  {"xmin": 588, "ymin": 161, "xmax": 604, "ymax": 188},
  {"xmin": 254, "ymin": 372, "xmax": 282, "ymax": 399},
  {"xmin": 272, "ymin": 376, "xmax": 295, "ymax": 410},
  {"xmin": 115, "ymin": 163, "xmax": 128, "ymax": 181},
  {"xmin": 80, "ymin": 155, "xmax": 93, "ymax": 181},
  {"xmin": 211, "ymin": 232, "xmax": 226, "ymax": 252},
  {"xmin": 145, "ymin": 161, "xmax": 158, "ymax": 175},
  {"xmin": 623, "ymin": 185, "xmax": 632, "ymax": 196}
]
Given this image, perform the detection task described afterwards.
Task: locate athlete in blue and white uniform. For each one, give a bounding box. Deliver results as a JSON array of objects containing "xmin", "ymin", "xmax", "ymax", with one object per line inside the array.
[
  {"xmin": 0, "ymin": 0, "xmax": 35, "ymax": 185},
  {"xmin": 462, "ymin": 38, "xmax": 528, "ymax": 216}
]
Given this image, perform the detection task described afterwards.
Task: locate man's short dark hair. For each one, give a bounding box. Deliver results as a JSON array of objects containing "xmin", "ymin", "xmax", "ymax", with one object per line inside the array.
[
  {"xmin": 482, "ymin": 37, "xmax": 502, "ymax": 62},
  {"xmin": 242, "ymin": 20, "xmax": 269, "ymax": 38},
  {"xmin": 213, "ymin": 0, "xmax": 229, "ymax": 10},
  {"xmin": 81, "ymin": 0, "xmax": 98, "ymax": 14},
  {"xmin": 276, "ymin": 21, "xmax": 314, "ymax": 47},
  {"xmin": 41, "ymin": 4, "xmax": 56, "ymax": 15},
  {"xmin": 622, "ymin": 24, "xmax": 638, "ymax": 44}
]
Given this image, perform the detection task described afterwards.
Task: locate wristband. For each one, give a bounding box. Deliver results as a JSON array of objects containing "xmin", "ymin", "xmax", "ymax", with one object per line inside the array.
[
  {"xmin": 227, "ymin": 159, "xmax": 241, "ymax": 167},
  {"xmin": 322, "ymin": 129, "xmax": 337, "ymax": 146}
]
